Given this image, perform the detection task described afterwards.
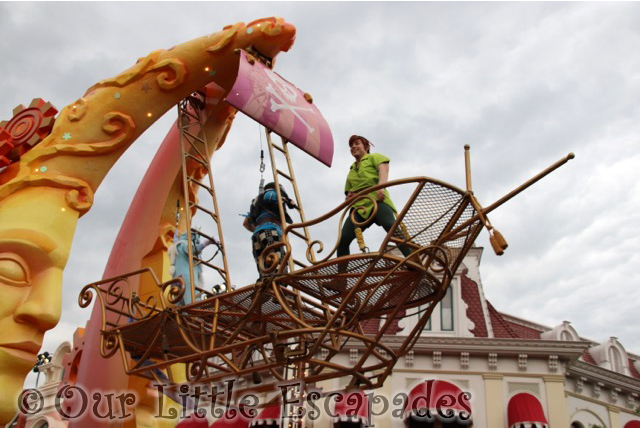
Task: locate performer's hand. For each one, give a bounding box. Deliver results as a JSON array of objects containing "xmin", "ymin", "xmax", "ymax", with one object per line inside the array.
[
  {"xmin": 286, "ymin": 199, "xmax": 298, "ymax": 210},
  {"xmin": 376, "ymin": 189, "xmax": 385, "ymax": 201}
]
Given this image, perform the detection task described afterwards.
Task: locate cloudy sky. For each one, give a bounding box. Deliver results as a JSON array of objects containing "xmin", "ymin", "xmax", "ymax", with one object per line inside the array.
[{"xmin": 1, "ymin": 2, "xmax": 639, "ymax": 382}]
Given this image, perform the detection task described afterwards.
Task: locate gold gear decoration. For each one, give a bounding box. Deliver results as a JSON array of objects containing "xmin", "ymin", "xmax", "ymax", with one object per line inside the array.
[{"xmin": 0, "ymin": 98, "xmax": 57, "ymax": 167}]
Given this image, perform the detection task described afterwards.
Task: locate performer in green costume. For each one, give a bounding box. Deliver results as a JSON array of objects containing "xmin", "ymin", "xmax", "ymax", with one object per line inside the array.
[{"xmin": 337, "ymin": 135, "xmax": 411, "ymax": 258}]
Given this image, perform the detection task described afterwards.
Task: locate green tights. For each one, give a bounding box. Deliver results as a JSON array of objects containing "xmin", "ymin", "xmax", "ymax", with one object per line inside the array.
[{"xmin": 337, "ymin": 202, "xmax": 412, "ymax": 257}]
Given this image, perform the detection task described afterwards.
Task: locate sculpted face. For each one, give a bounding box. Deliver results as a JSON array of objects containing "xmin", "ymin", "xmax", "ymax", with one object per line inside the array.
[{"xmin": 0, "ymin": 186, "xmax": 77, "ymax": 421}]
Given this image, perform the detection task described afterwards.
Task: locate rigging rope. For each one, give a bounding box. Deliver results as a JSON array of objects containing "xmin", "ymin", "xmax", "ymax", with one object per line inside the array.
[{"xmin": 259, "ymin": 124, "xmax": 266, "ymax": 193}]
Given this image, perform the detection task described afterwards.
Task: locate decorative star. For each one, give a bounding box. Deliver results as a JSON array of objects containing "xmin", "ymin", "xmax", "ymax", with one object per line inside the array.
[
  {"xmin": 141, "ymin": 83, "xmax": 152, "ymax": 93},
  {"xmin": 208, "ymin": 69, "xmax": 217, "ymax": 77},
  {"xmin": 62, "ymin": 132, "xmax": 72, "ymax": 141},
  {"xmin": 114, "ymin": 92, "xmax": 121, "ymax": 99}
]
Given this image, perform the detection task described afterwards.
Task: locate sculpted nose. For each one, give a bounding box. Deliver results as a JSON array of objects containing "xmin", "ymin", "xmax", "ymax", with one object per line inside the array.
[
  {"xmin": 15, "ymin": 301, "xmax": 60, "ymax": 331},
  {"xmin": 14, "ymin": 269, "xmax": 62, "ymax": 331}
]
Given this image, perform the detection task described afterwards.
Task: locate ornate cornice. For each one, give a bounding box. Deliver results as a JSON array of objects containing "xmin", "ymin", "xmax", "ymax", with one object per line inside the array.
[
  {"xmin": 568, "ymin": 360, "xmax": 640, "ymax": 393},
  {"xmin": 376, "ymin": 336, "xmax": 588, "ymax": 360}
]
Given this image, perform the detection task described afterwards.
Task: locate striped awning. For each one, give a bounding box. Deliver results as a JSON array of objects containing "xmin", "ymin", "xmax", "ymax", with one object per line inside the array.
[
  {"xmin": 403, "ymin": 380, "xmax": 472, "ymax": 424},
  {"xmin": 249, "ymin": 405, "xmax": 281, "ymax": 427},
  {"xmin": 209, "ymin": 409, "xmax": 254, "ymax": 428},
  {"xmin": 332, "ymin": 390, "xmax": 370, "ymax": 426},
  {"xmin": 507, "ymin": 393, "xmax": 549, "ymax": 428}
]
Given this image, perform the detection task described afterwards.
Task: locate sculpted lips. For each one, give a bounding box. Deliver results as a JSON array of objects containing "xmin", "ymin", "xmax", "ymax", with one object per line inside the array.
[{"xmin": 0, "ymin": 341, "xmax": 41, "ymax": 361}]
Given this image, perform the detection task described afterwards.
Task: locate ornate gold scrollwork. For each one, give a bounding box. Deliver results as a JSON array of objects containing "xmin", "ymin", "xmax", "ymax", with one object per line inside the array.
[
  {"xmin": 257, "ymin": 240, "xmax": 291, "ymax": 275},
  {"xmin": 100, "ymin": 331, "xmax": 120, "ymax": 359},
  {"xmin": 161, "ymin": 277, "xmax": 186, "ymax": 307},
  {"xmin": 295, "ymin": 192, "xmax": 380, "ymax": 265}
]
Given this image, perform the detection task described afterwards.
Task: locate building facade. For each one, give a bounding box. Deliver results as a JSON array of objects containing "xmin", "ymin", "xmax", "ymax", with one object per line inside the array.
[
  {"xmin": 314, "ymin": 247, "xmax": 640, "ymax": 428},
  {"xmin": 9, "ymin": 248, "xmax": 640, "ymax": 428}
]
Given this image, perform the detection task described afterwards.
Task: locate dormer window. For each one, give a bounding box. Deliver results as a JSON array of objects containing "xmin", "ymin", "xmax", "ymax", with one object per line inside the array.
[
  {"xmin": 441, "ymin": 286, "xmax": 454, "ymax": 331},
  {"xmin": 609, "ymin": 346, "xmax": 623, "ymax": 373},
  {"xmin": 414, "ymin": 285, "xmax": 455, "ymax": 333},
  {"xmin": 541, "ymin": 321, "xmax": 579, "ymax": 341},
  {"xmin": 588, "ymin": 337, "xmax": 630, "ymax": 375}
]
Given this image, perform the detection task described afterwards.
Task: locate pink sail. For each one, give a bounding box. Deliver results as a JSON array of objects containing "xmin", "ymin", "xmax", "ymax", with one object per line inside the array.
[{"xmin": 225, "ymin": 50, "xmax": 333, "ymax": 167}]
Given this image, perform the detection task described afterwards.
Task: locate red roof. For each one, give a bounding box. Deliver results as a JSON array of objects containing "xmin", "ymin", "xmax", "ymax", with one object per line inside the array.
[
  {"xmin": 488, "ymin": 302, "xmax": 519, "ymax": 339},
  {"xmin": 460, "ymin": 272, "xmax": 542, "ymax": 340},
  {"xmin": 386, "ymin": 309, "xmax": 406, "ymax": 335},
  {"xmin": 581, "ymin": 349, "xmax": 597, "ymax": 365},
  {"xmin": 360, "ymin": 318, "xmax": 380, "ymax": 335},
  {"xmin": 502, "ymin": 318, "xmax": 542, "ymax": 340},
  {"xmin": 507, "ymin": 393, "xmax": 548, "ymax": 428},
  {"xmin": 359, "ymin": 311, "xmax": 405, "ymax": 336},
  {"xmin": 460, "ymin": 272, "xmax": 488, "ymax": 337},
  {"xmin": 629, "ymin": 358, "xmax": 640, "ymax": 379}
]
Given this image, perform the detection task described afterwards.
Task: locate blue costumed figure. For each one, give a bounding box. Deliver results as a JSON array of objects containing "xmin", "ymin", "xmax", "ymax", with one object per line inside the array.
[
  {"xmin": 169, "ymin": 230, "xmax": 215, "ymax": 305},
  {"xmin": 243, "ymin": 182, "xmax": 297, "ymax": 277}
]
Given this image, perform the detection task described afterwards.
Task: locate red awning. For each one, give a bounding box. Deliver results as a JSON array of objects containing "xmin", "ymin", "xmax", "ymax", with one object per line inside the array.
[
  {"xmin": 332, "ymin": 390, "xmax": 370, "ymax": 426},
  {"xmin": 210, "ymin": 409, "xmax": 253, "ymax": 428},
  {"xmin": 507, "ymin": 393, "xmax": 548, "ymax": 428},
  {"xmin": 624, "ymin": 421, "xmax": 640, "ymax": 428},
  {"xmin": 176, "ymin": 414, "xmax": 209, "ymax": 428},
  {"xmin": 403, "ymin": 380, "xmax": 472, "ymax": 424},
  {"xmin": 250, "ymin": 405, "xmax": 281, "ymax": 427}
]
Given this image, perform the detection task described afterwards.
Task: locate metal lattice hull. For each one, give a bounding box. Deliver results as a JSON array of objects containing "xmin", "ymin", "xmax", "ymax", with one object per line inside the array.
[{"xmin": 81, "ymin": 177, "xmax": 484, "ymax": 394}]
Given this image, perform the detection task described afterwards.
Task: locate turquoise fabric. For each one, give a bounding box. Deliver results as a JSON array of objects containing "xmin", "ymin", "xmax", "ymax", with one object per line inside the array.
[{"xmin": 173, "ymin": 232, "xmax": 204, "ymax": 305}]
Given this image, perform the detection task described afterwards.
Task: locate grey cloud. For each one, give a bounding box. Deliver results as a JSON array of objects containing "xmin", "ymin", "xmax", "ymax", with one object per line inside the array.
[{"xmin": 2, "ymin": 2, "xmax": 639, "ymax": 354}]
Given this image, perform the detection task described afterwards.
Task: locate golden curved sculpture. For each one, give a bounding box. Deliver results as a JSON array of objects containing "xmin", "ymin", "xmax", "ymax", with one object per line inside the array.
[{"xmin": 0, "ymin": 17, "xmax": 296, "ymax": 424}]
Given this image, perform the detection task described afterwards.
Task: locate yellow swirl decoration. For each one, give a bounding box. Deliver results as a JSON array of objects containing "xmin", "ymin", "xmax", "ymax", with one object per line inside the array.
[
  {"xmin": 248, "ymin": 17, "xmax": 285, "ymax": 36},
  {"xmin": 24, "ymin": 112, "xmax": 135, "ymax": 161},
  {"xmin": 154, "ymin": 58, "xmax": 187, "ymax": 90},
  {"xmin": 85, "ymin": 50, "xmax": 187, "ymax": 92},
  {"xmin": 65, "ymin": 186, "xmax": 93, "ymax": 213},
  {"xmin": 89, "ymin": 50, "xmax": 163, "ymax": 90},
  {"xmin": 0, "ymin": 171, "xmax": 94, "ymax": 215},
  {"xmin": 68, "ymin": 97, "xmax": 88, "ymax": 122},
  {"xmin": 206, "ymin": 23, "xmax": 241, "ymax": 53}
]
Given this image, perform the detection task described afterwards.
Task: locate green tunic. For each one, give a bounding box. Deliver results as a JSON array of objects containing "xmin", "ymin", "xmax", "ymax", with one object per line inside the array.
[{"xmin": 344, "ymin": 153, "xmax": 397, "ymax": 219}]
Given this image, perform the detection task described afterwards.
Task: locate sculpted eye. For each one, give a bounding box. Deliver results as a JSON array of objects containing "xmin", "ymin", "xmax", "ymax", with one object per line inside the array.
[{"xmin": 0, "ymin": 254, "xmax": 30, "ymax": 286}]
